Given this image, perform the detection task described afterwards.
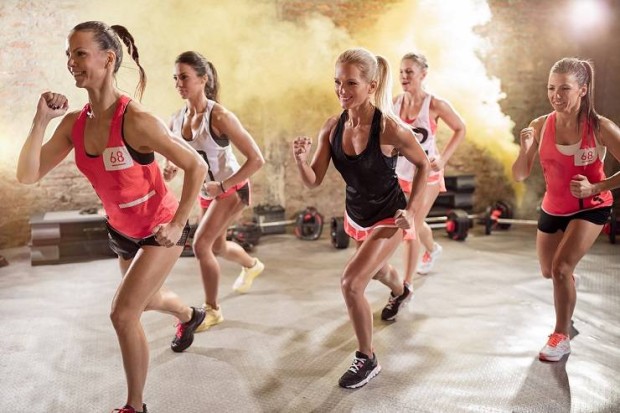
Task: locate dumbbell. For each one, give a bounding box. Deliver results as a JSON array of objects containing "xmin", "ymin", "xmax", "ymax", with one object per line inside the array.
[
  {"xmin": 483, "ymin": 201, "xmax": 539, "ymax": 235},
  {"xmin": 424, "ymin": 209, "xmax": 472, "ymax": 241},
  {"xmin": 253, "ymin": 206, "xmax": 324, "ymax": 240}
]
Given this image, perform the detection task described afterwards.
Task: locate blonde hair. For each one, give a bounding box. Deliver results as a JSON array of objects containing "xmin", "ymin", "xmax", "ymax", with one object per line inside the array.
[
  {"xmin": 402, "ymin": 52, "xmax": 428, "ymax": 71},
  {"xmin": 336, "ymin": 48, "xmax": 405, "ymax": 129}
]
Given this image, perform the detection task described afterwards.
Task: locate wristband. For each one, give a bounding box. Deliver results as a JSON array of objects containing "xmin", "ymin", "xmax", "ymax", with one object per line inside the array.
[{"xmin": 219, "ymin": 181, "xmax": 226, "ymax": 193}]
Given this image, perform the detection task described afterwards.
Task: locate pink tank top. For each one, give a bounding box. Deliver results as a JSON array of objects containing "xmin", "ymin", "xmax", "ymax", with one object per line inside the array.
[
  {"xmin": 71, "ymin": 96, "xmax": 178, "ymax": 238},
  {"xmin": 539, "ymin": 112, "xmax": 612, "ymax": 215}
]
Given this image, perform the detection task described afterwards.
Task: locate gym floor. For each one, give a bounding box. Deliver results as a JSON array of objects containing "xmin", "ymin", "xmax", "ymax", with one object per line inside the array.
[{"xmin": 1, "ymin": 226, "xmax": 618, "ymax": 413}]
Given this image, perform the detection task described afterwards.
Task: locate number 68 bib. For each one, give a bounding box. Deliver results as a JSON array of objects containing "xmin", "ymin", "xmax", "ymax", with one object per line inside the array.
[
  {"xmin": 103, "ymin": 146, "xmax": 134, "ymax": 171},
  {"xmin": 574, "ymin": 147, "xmax": 596, "ymax": 167}
]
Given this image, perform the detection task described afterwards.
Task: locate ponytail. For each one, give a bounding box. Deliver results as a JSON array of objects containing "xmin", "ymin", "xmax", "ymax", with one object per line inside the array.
[
  {"xmin": 374, "ymin": 55, "xmax": 403, "ymax": 129},
  {"xmin": 110, "ymin": 25, "xmax": 147, "ymax": 101}
]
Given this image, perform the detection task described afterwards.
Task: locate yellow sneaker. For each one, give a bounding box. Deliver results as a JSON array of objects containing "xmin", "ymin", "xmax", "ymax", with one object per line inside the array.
[
  {"xmin": 232, "ymin": 258, "xmax": 265, "ymax": 293},
  {"xmin": 195, "ymin": 304, "xmax": 223, "ymax": 333}
]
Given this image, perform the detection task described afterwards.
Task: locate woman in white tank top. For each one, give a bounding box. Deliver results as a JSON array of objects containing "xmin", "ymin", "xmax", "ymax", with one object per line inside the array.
[
  {"xmin": 165, "ymin": 51, "xmax": 266, "ymax": 331},
  {"xmin": 394, "ymin": 53, "xmax": 466, "ymax": 283}
]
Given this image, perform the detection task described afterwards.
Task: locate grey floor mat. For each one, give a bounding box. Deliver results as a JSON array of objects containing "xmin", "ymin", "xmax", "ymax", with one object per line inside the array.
[{"xmin": 1, "ymin": 227, "xmax": 618, "ymax": 412}]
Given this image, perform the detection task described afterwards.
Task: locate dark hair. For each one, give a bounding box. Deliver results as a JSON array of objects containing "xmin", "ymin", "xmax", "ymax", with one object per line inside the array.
[
  {"xmin": 72, "ymin": 21, "xmax": 147, "ymax": 101},
  {"xmin": 402, "ymin": 52, "xmax": 429, "ymax": 70},
  {"xmin": 175, "ymin": 51, "xmax": 220, "ymax": 102},
  {"xmin": 551, "ymin": 57, "xmax": 599, "ymax": 131}
]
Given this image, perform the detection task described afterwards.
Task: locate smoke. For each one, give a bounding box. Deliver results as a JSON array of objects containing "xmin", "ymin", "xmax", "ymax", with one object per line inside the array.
[
  {"xmin": 75, "ymin": 0, "xmax": 349, "ymax": 134},
  {"xmin": 2, "ymin": 0, "xmax": 520, "ymax": 203},
  {"xmin": 358, "ymin": 0, "xmax": 521, "ymax": 196}
]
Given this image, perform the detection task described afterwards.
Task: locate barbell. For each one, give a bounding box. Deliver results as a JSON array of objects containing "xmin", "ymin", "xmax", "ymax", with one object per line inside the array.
[{"xmin": 484, "ymin": 201, "xmax": 619, "ymax": 244}]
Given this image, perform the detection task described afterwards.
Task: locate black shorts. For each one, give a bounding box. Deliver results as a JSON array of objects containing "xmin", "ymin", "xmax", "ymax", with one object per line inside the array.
[
  {"xmin": 106, "ymin": 221, "xmax": 191, "ymax": 260},
  {"xmin": 537, "ymin": 207, "xmax": 611, "ymax": 234}
]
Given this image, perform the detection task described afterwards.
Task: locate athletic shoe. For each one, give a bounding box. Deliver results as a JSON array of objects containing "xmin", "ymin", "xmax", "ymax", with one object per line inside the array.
[
  {"xmin": 539, "ymin": 332, "xmax": 571, "ymax": 362},
  {"xmin": 233, "ymin": 258, "xmax": 265, "ymax": 293},
  {"xmin": 338, "ymin": 351, "xmax": 381, "ymax": 389},
  {"xmin": 195, "ymin": 303, "xmax": 224, "ymax": 333},
  {"xmin": 380, "ymin": 283, "xmax": 412, "ymax": 321},
  {"xmin": 417, "ymin": 242, "xmax": 443, "ymax": 274},
  {"xmin": 171, "ymin": 307, "xmax": 206, "ymax": 353},
  {"xmin": 112, "ymin": 403, "xmax": 147, "ymax": 413}
]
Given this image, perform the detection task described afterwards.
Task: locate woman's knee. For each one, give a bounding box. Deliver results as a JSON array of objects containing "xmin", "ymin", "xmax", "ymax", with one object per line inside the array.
[
  {"xmin": 110, "ymin": 304, "xmax": 140, "ymax": 331},
  {"xmin": 551, "ymin": 260, "xmax": 573, "ymax": 282},
  {"xmin": 193, "ymin": 235, "xmax": 216, "ymax": 259},
  {"xmin": 340, "ymin": 272, "xmax": 364, "ymax": 303}
]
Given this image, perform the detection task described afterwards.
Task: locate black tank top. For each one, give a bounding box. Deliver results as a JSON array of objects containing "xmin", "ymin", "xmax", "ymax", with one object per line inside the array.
[{"xmin": 331, "ymin": 108, "xmax": 407, "ymax": 227}]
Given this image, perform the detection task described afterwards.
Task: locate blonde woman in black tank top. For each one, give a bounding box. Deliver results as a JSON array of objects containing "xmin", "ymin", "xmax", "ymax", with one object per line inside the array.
[{"xmin": 293, "ymin": 48, "xmax": 429, "ymax": 389}]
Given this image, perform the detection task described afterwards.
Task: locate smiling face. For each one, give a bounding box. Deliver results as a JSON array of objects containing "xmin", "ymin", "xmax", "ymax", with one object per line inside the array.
[
  {"xmin": 334, "ymin": 62, "xmax": 375, "ymax": 110},
  {"xmin": 547, "ymin": 72, "xmax": 586, "ymax": 114},
  {"xmin": 173, "ymin": 63, "xmax": 207, "ymax": 100},
  {"xmin": 66, "ymin": 30, "xmax": 113, "ymax": 90},
  {"xmin": 399, "ymin": 58, "xmax": 426, "ymax": 93}
]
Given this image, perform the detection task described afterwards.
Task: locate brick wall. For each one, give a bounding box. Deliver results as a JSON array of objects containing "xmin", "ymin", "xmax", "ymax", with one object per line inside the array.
[{"xmin": 2, "ymin": 0, "xmax": 619, "ymax": 248}]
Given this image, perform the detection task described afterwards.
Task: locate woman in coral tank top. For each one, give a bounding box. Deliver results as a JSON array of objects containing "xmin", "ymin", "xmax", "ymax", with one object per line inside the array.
[
  {"xmin": 512, "ymin": 57, "xmax": 620, "ymax": 363},
  {"xmin": 16, "ymin": 21, "xmax": 208, "ymax": 413}
]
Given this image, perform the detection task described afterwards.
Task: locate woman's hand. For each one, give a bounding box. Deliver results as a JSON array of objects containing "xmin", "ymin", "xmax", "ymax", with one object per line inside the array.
[
  {"xmin": 293, "ymin": 136, "xmax": 312, "ymax": 164},
  {"xmin": 153, "ymin": 222, "xmax": 183, "ymax": 247},
  {"xmin": 429, "ymin": 155, "xmax": 444, "ymax": 172},
  {"xmin": 163, "ymin": 160, "xmax": 178, "ymax": 181},
  {"xmin": 519, "ymin": 127, "xmax": 535, "ymax": 153},
  {"xmin": 37, "ymin": 92, "xmax": 69, "ymax": 121},
  {"xmin": 570, "ymin": 174, "xmax": 598, "ymax": 198},
  {"xmin": 394, "ymin": 209, "xmax": 413, "ymax": 230},
  {"xmin": 203, "ymin": 180, "xmax": 222, "ymax": 198}
]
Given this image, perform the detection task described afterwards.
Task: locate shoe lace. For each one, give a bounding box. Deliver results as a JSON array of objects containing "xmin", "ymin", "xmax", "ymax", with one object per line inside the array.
[
  {"xmin": 547, "ymin": 333, "xmax": 566, "ymax": 347},
  {"xmin": 421, "ymin": 251, "xmax": 432, "ymax": 263},
  {"xmin": 348, "ymin": 356, "xmax": 366, "ymax": 374},
  {"xmin": 175, "ymin": 322, "xmax": 186, "ymax": 339},
  {"xmin": 112, "ymin": 406, "xmax": 135, "ymax": 413}
]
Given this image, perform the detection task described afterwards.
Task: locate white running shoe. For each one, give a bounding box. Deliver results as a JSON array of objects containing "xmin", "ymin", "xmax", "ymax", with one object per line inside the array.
[
  {"xmin": 417, "ymin": 243, "xmax": 443, "ymax": 275},
  {"xmin": 539, "ymin": 332, "xmax": 571, "ymax": 362},
  {"xmin": 233, "ymin": 258, "xmax": 265, "ymax": 293}
]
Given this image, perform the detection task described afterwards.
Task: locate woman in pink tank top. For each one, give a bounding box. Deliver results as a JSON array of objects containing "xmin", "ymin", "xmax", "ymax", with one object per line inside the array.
[
  {"xmin": 512, "ymin": 57, "xmax": 620, "ymax": 363},
  {"xmin": 16, "ymin": 21, "xmax": 208, "ymax": 413}
]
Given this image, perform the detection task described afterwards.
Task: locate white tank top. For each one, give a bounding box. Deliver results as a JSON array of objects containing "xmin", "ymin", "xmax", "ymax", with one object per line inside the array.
[
  {"xmin": 394, "ymin": 93, "xmax": 439, "ymax": 181},
  {"xmin": 169, "ymin": 100, "xmax": 240, "ymax": 199}
]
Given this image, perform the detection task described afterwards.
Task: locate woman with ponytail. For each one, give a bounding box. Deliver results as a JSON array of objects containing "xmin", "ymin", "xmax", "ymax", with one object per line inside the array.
[
  {"xmin": 512, "ymin": 57, "xmax": 620, "ymax": 362},
  {"xmin": 164, "ymin": 51, "xmax": 265, "ymax": 332},
  {"xmin": 393, "ymin": 53, "xmax": 466, "ymax": 282},
  {"xmin": 292, "ymin": 48, "xmax": 429, "ymax": 388},
  {"xmin": 16, "ymin": 22, "xmax": 208, "ymax": 413}
]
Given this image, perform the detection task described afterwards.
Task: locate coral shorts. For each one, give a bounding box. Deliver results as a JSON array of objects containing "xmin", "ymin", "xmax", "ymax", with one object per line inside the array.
[
  {"xmin": 398, "ymin": 170, "xmax": 446, "ymax": 194},
  {"xmin": 199, "ymin": 180, "xmax": 250, "ymax": 210},
  {"xmin": 343, "ymin": 211, "xmax": 415, "ymax": 242}
]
